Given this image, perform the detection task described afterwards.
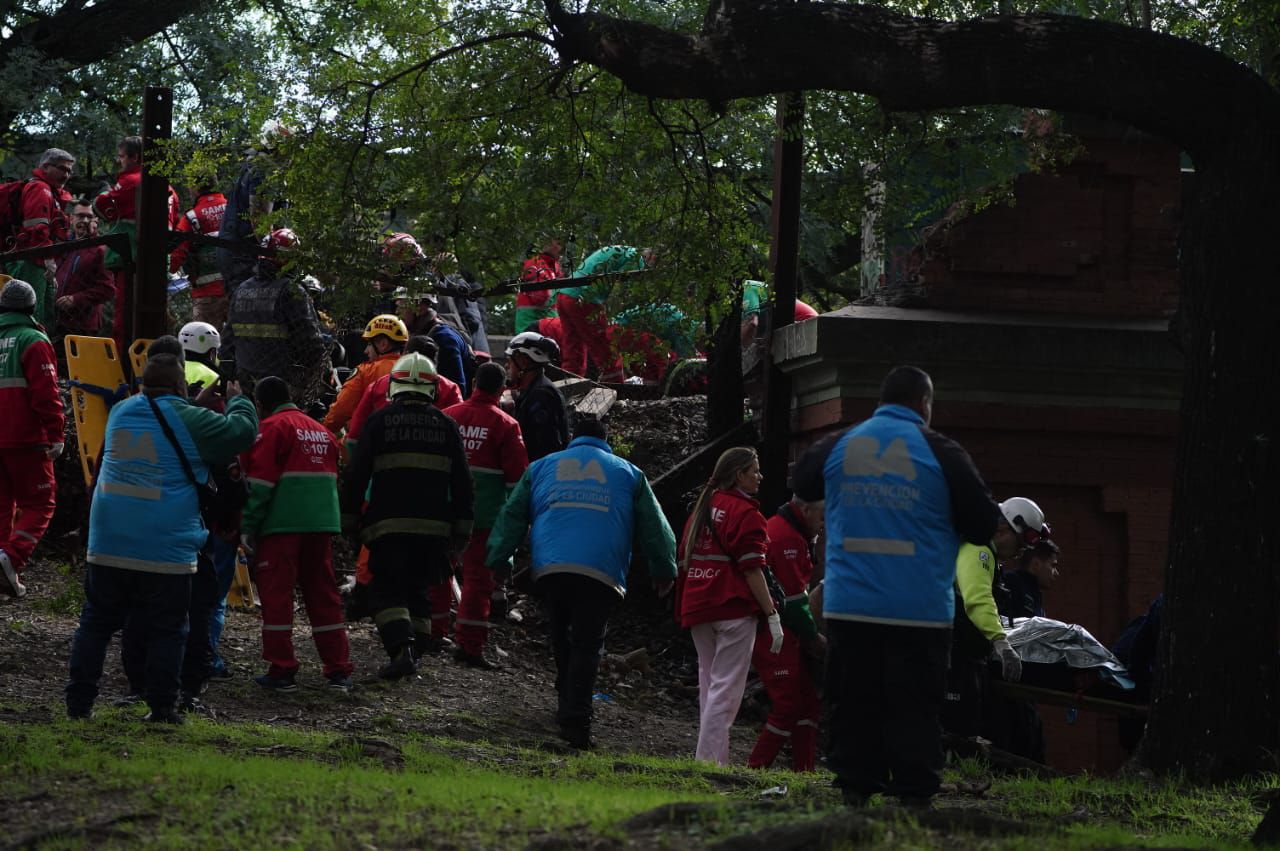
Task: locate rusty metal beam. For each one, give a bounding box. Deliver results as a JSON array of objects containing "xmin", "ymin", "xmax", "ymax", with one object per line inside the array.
[
  {"xmin": 133, "ymin": 85, "xmax": 172, "ymax": 341},
  {"xmin": 759, "ymin": 91, "xmax": 805, "ymax": 513}
]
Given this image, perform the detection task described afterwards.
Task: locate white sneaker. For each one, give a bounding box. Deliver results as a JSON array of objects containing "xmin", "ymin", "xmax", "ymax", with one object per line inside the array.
[{"xmin": 0, "ymin": 551, "xmax": 26, "ymax": 598}]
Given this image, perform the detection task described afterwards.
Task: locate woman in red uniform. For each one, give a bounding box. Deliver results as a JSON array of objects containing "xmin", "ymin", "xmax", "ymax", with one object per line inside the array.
[{"xmin": 678, "ymin": 447, "xmax": 783, "ymax": 764}]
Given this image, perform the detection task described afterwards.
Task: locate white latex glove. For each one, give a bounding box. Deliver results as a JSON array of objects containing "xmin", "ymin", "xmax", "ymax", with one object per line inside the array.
[
  {"xmin": 993, "ymin": 636, "xmax": 1023, "ymax": 682},
  {"xmin": 46, "ymin": 442, "xmax": 64, "ymax": 460},
  {"xmin": 766, "ymin": 611, "xmax": 784, "ymax": 654}
]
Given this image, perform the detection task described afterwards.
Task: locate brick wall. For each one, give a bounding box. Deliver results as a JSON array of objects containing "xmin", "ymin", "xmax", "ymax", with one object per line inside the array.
[{"xmin": 913, "ymin": 136, "xmax": 1181, "ymax": 319}]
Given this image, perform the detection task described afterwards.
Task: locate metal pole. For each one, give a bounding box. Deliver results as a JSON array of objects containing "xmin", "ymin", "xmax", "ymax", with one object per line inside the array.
[
  {"xmin": 134, "ymin": 85, "xmax": 173, "ymax": 341},
  {"xmin": 759, "ymin": 91, "xmax": 805, "ymax": 513}
]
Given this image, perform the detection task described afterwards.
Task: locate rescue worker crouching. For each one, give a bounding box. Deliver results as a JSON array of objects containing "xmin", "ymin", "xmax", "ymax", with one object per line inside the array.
[
  {"xmin": 340, "ymin": 353, "xmax": 475, "ymax": 680},
  {"xmin": 221, "ymin": 228, "xmax": 328, "ymax": 407},
  {"xmin": 945, "ymin": 496, "xmax": 1050, "ymax": 738}
]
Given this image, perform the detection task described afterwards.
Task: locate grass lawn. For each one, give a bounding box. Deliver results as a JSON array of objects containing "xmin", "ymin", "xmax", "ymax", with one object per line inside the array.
[{"xmin": 0, "ymin": 705, "xmax": 1271, "ymax": 849}]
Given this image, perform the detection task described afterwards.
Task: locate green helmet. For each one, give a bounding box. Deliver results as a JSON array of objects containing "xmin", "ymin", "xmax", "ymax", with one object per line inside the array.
[{"xmin": 387, "ymin": 352, "xmax": 438, "ymax": 400}]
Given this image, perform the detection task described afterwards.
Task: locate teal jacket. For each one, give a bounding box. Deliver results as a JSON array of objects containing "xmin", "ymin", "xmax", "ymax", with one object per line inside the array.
[
  {"xmin": 88, "ymin": 393, "xmax": 259, "ymax": 574},
  {"xmin": 556, "ymin": 246, "xmax": 644, "ymax": 304}
]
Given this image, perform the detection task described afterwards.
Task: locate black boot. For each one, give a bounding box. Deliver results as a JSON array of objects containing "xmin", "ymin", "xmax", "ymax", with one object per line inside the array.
[{"xmin": 378, "ymin": 646, "xmax": 417, "ymax": 681}]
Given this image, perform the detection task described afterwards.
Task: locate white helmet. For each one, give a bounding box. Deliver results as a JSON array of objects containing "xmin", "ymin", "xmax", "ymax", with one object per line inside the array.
[
  {"xmin": 999, "ymin": 497, "xmax": 1050, "ymax": 545},
  {"xmin": 388, "ymin": 352, "xmax": 439, "ymax": 400},
  {"xmin": 505, "ymin": 331, "xmax": 560, "ymax": 365},
  {"xmin": 179, "ymin": 321, "xmax": 221, "ymax": 355}
]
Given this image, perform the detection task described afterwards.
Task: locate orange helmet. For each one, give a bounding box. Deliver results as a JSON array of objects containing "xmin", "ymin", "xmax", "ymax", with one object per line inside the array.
[{"xmin": 362, "ymin": 313, "xmax": 409, "ymax": 343}]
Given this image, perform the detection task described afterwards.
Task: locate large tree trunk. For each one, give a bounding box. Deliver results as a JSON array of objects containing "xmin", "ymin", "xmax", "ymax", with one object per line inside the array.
[
  {"xmin": 544, "ymin": 0, "xmax": 1280, "ymax": 779},
  {"xmin": 1137, "ymin": 144, "xmax": 1280, "ymax": 779}
]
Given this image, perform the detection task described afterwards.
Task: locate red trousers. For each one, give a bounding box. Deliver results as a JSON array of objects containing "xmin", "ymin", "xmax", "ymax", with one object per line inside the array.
[
  {"xmin": 612, "ymin": 327, "xmax": 672, "ymax": 384},
  {"xmin": 748, "ymin": 630, "xmax": 821, "ymax": 771},
  {"xmin": 255, "ymin": 533, "xmax": 353, "ymax": 678},
  {"xmin": 0, "ymin": 448, "xmax": 56, "ymax": 573},
  {"xmin": 427, "ymin": 573, "xmax": 458, "ymax": 636},
  {"xmin": 110, "ymin": 268, "xmax": 128, "ymax": 357},
  {"xmin": 555, "ymin": 294, "xmax": 621, "ymax": 380},
  {"xmin": 454, "ymin": 530, "xmax": 495, "ymax": 655}
]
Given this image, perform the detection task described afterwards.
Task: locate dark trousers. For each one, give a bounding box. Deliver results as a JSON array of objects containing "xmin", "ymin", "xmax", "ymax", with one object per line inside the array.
[
  {"xmin": 942, "ymin": 651, "xmax": 987, "ymax": 739},
  {"xmin": 538, "ymin": 572, "xmax": 620, "ymax": 732},
  {"xmin": 67, "ymin": 563, "xmax": 192, "ymax": 715},
  {"xmin": 368, "ymin": 535, "xmax": 452, "ymax": 656},
  {"xmin": 825, "ymin": 620, "xmax": 951, "ymax": 800},
  {"xmin": 122, "ymin": 546, "xmax": 218, "ymax": 695}
]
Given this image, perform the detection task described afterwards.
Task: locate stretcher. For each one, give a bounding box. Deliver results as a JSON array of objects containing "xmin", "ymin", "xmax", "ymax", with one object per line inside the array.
[
  {"xmin": 988, "ymin": 679, "xmax": 1148, "ymax": 719},
  {"xmin": 128, "ymin": 338, "xmax": 154, "ymax": 383},
  {"xmin": 225, "ymin": 547, "xmax": 260, "ymax": 609},
  {"xmin": 63, "ymin": 335, "xmax": 129, "ymax": 486}
]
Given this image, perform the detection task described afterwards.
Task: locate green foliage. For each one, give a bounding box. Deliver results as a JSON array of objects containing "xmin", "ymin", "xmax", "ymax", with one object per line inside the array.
[{"xmin": 3, "ymin": 0, "xmax": 1276, "ymax": 320}]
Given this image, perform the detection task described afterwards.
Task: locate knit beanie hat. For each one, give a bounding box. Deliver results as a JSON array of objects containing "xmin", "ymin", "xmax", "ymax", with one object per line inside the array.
[{"xmin": 0, "ymin": 279, "xmax": 36, "ymax": 312}]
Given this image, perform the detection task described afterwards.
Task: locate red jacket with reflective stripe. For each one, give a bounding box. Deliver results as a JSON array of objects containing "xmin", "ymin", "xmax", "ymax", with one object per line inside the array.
[
  {"xmin": 0, "ymin": 313, "xmax": 64, "ymax": 447},
  {"xmin": 345, "ymin": 370, "xmax": 463, "ymax": 446},
  {"xmin": 443, "ymin": 389, "xmax": 527, "ymax": 527},
  {"xmin": 170, "ymin": 192, "xmax": 228, "ymax": 297},
  {"xmin": 15, "ymin": 170, "xmax": 69, "ymax": 250},
  {"xmin": 241, "ymin": 403, "xmax": 341, "ymax": 537},
  {"xmin": 677, "ymin": 489, "xmax": 768, "ymax": 628}
]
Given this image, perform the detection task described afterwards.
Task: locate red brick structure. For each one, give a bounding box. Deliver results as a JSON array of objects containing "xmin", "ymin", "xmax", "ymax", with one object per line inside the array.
[{"xmin": 776, "ymin": 126, "xmax": 1182, "ymax": 773}]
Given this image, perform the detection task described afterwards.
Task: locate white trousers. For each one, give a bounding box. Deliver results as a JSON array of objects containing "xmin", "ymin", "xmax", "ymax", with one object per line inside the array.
[{"xmin": 691, "ymin": 615, "xmax": 759, "ymax": 764}]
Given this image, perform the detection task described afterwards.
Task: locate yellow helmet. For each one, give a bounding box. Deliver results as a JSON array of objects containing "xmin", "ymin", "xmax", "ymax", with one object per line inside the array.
[
  {"xmin": 388, "ymin": 352, "xmax": 438, "ymax": 400},
  {"xmin": 362, "ymin": 313, "xmax": 409, "ymax": 342}
]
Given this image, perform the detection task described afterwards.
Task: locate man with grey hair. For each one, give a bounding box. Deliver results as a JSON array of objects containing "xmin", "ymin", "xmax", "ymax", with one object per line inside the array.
[{"xmin": 4, "ymin": 148, "xmax": 75, "ymax": 327}]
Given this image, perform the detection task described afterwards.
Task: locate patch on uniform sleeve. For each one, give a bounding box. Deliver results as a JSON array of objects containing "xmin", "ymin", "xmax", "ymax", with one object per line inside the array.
[{"xmin": 979, "ymin": 551, "xmax": 990, "ymax": 562}]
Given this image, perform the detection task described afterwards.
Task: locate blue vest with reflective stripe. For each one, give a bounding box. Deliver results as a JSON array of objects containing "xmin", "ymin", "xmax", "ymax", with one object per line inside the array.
[
  {"xmin": 822, "ymin": 404, "xmax": 961, "ymax": 627},
  {"xmin": 87, "ymin": 394, "xmax": 210, "ymax": 574},
  {"xmin": 527, "ymin": 436, "xmax": 642, "ymax": 595}
]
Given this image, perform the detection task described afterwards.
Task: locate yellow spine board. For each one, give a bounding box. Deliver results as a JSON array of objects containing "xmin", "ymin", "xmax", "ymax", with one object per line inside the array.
[
  {"xmin": 225, "ymin": 548, "xmax": 260, "ymax": 609},
  {"xmin": 128, "ymin": 338, "xmax": 154, "ymax": 383},
  {"xmin": 63, "ymin": 335, "xmax": 126, "ymax": 487}
]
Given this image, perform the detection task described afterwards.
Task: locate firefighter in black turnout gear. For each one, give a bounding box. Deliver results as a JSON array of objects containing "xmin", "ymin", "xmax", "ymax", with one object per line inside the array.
[
  {"xmin": 221, "ymin": 228, "xmax": 327, "ymax": 405},
  {"xmin": 341, "ymin": 353, "xmax": 474, "ymax": 680},
  {"xmin": 504, "ymin": 331, "xmax": 569, "ymax": 462}
]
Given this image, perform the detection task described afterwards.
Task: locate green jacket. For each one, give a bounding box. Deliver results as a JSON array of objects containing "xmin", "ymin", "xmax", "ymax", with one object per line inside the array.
[{"xmin": 241, "ymin": 403, "xmax": 341, "ymax": 538}]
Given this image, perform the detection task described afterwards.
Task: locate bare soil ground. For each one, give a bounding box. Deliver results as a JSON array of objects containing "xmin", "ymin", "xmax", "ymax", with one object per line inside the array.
[{"xmin": 1, "ymin": 395, "xmax": 761, "ymax": 762}]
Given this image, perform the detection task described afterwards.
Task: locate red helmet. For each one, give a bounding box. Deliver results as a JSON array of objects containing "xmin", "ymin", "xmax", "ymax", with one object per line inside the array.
[
  {"xmin": 262, "ymin": 228, "xmax": 299, "ymax": 253},
  {"xmin": 382, "ymin": 232, "xmax": 423, "ymax": 262}
]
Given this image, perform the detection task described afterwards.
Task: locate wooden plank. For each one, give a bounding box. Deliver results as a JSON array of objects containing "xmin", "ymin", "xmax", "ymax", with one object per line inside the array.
[
  {"xmin": 553, "ymin": 377, "xmax": 594, "ymax": 400},
  {"xmin": 988, "ymin": 681, "xmax": 1149, "ymax": 719}
]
